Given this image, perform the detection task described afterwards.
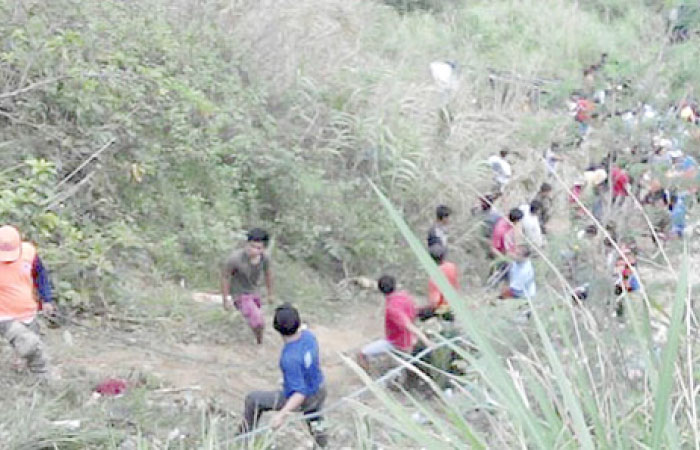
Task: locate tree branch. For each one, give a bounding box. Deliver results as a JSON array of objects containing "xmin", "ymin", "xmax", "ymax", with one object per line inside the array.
[{"xmin": 0, "ymin": 76, "xmax": 68, "ymax": 100}]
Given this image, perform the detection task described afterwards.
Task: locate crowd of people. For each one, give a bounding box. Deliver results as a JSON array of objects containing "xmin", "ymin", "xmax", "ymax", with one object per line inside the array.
[{"xmin": 2, "ymin": 53, "xmax": 697, "ymax": 448}]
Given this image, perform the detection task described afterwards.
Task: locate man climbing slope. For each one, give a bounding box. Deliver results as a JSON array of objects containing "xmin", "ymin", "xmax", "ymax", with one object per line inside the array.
[
  {"xmin": 357, "ymin": 275, "xmax": 434, "ymax": 371},
  {"xmin": 0, "ymin": 225, "xmax": 54, "ymax": 377},
  {"xmin": 419, "ymin": 243, "xmax": 460, "ymax": 321},
  {"xmin": 427, "ymin": 204, "xmax": 452, "ymax": 249},
  {"xmin": 221, "ymin": 228, "xmax": 274, "ymax": 345}
]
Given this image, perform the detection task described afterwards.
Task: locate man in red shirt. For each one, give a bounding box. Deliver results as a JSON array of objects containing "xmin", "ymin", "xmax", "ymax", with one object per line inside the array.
[
  {"xmin": 491, "ymin": 208, "xmax": 523, "ymax": 258},
  {"xmin": 611, "ymin": 165, "xmax": 630, "ymax": 207},
  {"xmin": 357, "ymin": 275, "xmax": 434, "ymax": 371}
]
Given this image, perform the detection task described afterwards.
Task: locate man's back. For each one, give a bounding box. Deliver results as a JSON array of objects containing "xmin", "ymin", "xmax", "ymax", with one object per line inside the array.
[
  {"xmin": 280, "ymin": 330, "xmax": 324, "ymax": 398},
  {"xmin": 385, "ymin": 291, "xmax": 416, "ymax": 352},
  {"xmin": 428, "ymin": 262, "xmax": 459, "ymax": 308},
  {"xmin": 491, "ymin": 217, "xmax": 513, "ymax": 254},
  {"xmin": 427, "ymin": 224, "xmax": 447, "ymax": 248}
]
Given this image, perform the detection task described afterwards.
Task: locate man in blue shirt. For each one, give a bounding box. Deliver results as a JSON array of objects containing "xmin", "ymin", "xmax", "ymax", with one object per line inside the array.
[{"xmin": 239, "ymin": 303, "xmax": 327, "ymax": 447}]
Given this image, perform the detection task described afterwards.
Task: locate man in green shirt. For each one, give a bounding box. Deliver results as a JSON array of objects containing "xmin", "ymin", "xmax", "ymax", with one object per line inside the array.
[{"xmin": 221, "ymin": 228, "xmax": 274, "ymax": 344}]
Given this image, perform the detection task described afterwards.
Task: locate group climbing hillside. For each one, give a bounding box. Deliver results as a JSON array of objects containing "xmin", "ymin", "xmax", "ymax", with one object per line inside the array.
[{"xmin": 2, "ymin": 0, "xmax": 700, "ymax": 448}]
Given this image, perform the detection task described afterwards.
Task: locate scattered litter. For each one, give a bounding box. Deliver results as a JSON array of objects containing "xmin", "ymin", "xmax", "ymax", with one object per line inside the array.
[
  {"xmin": 52, "ymin": 420, "xmax": 81, "ymax": 430},
  {"xmin": 411, "ymin": 411, "xmax": 429, "ymax": 425},
  {"xmin": 62, "ymin": 329, "xmax": 74, "ymax": 346},
  {"xmin": 95, "ymin": 378, "xmax": 128, "ymax": 397},
  {"xmin": 192, "ymin": 292, "xmax": 223, "ymax": 305},
  {"xmin": 167, "ymin": 428, "xmax": 183, "ymax": 442},
  {"xmin": 153, "ymin": 386, "xmax": 201, "ymax": 395},
  {"xmin": 349, "ymin": 276, "xmax": 375, "ymax": 290}
]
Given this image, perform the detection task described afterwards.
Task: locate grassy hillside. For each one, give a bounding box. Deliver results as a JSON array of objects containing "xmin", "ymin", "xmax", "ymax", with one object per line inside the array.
[{"xmin": 1, "ymin": 0, "xmax": 699, "ymax": 448}]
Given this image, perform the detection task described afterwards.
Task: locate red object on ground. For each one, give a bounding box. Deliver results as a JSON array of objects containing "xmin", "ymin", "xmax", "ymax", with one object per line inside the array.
[{"xmin": 95, "ymin": 378, "xmax": 127, "ymax": 396}]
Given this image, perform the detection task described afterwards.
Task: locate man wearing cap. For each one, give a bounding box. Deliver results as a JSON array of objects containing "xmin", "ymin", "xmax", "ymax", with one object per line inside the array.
[
  {"xmin": 0, "ymin": 225, "xmax": 54, "ymax": 375},
  {"xmin": 238, "ymin": 303, "xmax": 328, "ymax": 447}
]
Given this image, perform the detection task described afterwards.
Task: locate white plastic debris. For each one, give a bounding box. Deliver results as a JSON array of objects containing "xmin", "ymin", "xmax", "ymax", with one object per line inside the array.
[
  {"xmin": 52, "ymin": 420, "xmax": 81, "ymax": 430},
  {"xmin": 429, "ymin": 61, "xmax": 458, "ymax": 92},
  {"xmin": 62, "ymin": 329, "xmax": 74, "ymax": 347}
]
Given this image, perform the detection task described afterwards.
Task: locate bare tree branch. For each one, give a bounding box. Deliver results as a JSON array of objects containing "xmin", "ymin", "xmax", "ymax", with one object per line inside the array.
[
  {"xmin": 55, "ymin": 137, "xmax": 117, "ymax": 190},
  {"xmin": 0, "ymin": 76, "xmax": 68, "ymax": 100}
]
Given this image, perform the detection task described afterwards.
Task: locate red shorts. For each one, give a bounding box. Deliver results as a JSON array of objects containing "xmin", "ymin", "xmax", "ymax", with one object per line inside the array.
[{"xmin": 235, "ymin": 294, "xmax": 264, "ymax": 330}]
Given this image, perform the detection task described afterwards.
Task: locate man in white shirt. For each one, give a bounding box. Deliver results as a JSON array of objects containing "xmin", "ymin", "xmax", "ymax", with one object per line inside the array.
[
  {"xmin": 487, "ymin": 150, "xmax": 512, "ymax": 192},
  {"xmin": 519, "ymin": 200, "xmax": 544, "ymax": 247}
]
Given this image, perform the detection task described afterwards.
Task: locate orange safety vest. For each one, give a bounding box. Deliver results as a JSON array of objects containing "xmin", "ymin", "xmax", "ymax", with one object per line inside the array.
[{"xmin": 0, "ymin": 242, "xmax": 38, "ymax": 321}]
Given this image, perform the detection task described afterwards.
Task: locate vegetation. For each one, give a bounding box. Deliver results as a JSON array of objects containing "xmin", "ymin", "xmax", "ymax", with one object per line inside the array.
[{"xmin": 1, "ymin": 0, "xmax": 699, "ymax": 448}]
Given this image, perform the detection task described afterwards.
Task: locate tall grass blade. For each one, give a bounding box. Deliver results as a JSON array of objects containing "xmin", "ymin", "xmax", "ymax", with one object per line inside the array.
[{"xmin": 650, "ymin": 251, "xmax": 688, "ymax": 448}]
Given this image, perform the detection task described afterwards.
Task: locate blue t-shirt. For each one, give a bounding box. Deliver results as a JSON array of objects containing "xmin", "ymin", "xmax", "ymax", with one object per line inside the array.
[
  {"xmin": 670, "ymin": 197, "xmax": 687, "ymax": 230},
  {"xmin": 279, "ymin": 330, "xmax": 324, "ymax": 399},
  {"xmin": 680, "ymin": 156, "xmax": 698, "ymax": 171}
]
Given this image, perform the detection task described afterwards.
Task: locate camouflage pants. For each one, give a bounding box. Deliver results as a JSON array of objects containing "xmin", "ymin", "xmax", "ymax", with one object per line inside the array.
[{"xmin": 0, "ymin": 319, "xmax": 48, "ymax": 374}]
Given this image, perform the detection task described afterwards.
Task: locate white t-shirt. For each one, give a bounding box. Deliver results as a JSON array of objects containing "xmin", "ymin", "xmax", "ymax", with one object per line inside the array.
[
  {"xmin": 488, "ymin": 155, "xmax": 512, "ymax": 186},
  {"xmin": 519, "ymin": 205, "xmax": 544, "ymax": 247},
  {"xmin": 509, "ymin": 259, "xmax": 536, "ymax": 298}
]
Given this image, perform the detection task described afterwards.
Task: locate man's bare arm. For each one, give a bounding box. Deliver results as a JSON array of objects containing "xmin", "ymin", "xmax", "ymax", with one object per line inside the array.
[{"xmin": 221, "ymin": 267, "xmax": 234, "ymax": 310}]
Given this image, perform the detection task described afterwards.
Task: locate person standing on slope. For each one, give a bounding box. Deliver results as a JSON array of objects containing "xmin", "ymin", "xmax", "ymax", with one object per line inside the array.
[
  {"xmin": 0, "ymin": 225, "xmax": 54, "ymax": 376},
  {"xmin": 427, "ymin": 204, "xmax": 452, "ymax": 249},
  {"xmin": 221, "ymin": 228, "xmax": 274, "ymax": 345},
  {"xmin": 419, "ymin": 243, "xmax": 460, "ymax": 321}
]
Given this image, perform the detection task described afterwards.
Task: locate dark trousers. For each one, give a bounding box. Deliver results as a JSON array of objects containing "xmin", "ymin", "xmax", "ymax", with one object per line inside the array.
[{"xmin": 242, "ymin": 384, "xmax": 328, "ymax": 447}]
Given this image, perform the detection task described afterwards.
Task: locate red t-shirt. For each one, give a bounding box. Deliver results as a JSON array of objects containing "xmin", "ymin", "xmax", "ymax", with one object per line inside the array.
[
  {"xmin": 576, "ymin": 99, "xmax": 594, "ymax": 123},
  {"xmin": 428, "ymin": 262, "xmax": 460, "ymax": 308},
  {"xmin": 612, "ymin": 166, "xmax": 629, "ymax": 197},
  {"xmin": 385, "ymin": 291, "xmax": 417, "ymax": 352},
  {"xmin": 491, "ymin": 217, "xmax": 514, "ymax": 256}
]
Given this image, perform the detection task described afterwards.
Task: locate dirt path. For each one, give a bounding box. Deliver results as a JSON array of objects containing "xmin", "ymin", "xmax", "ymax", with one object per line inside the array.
[{"xmin": 41, "ymin": 294, "xmax": 384, "ymax": 417}]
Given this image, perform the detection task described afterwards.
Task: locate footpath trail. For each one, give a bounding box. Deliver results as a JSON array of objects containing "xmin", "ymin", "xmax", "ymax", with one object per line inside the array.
[{"xmin": 39, "ymin": 293, "xmax": 384, "ymax": 418}]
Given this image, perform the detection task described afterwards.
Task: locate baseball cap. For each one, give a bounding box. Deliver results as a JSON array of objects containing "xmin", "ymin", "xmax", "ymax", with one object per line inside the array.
[{"xmin": 0, "ymin": 225, "xmax": 22, "ymax": 262}]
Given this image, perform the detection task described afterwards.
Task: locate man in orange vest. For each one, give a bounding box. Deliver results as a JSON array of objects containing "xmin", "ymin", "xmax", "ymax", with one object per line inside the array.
[
  {"xmin": 0, "ymin": 225, "xmax": 53, "ymax": 375},
  {"xmin": 418, "ymin": 243, "xmax": 460, "ymax": 321}
]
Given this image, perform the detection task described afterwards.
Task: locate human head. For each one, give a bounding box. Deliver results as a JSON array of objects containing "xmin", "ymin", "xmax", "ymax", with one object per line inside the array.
[
  {"xmin": 273, "ymin": 303, "xmax": 301, "ymax": 336},
  {"xmin": 436, "ymin": 205, "xmax": 451, "ymax": 224},
  {"xmin": 429, "ymin": 243, "xmax": 447, "ymax": 264},
  {"xmin": 377, "ymin": 275, "xmax": 396, "ymax": 295},
  {"xmin": 508, "ymin": 208, "xmax": 524, "ymax": 223},
  {"xmin": 246, "ymin": 228, "xmax": 269, "ymax": 258},
  {"xmin": 499, "ymin": 149, "xmax": 509, "ymax": 158},
  {"xmin": 584, "ymin": 224, "xmax": 598, "ymax": 237},
  {"xmin": 539, "ymin": 182, "xmax": 552, "ymax": 196},
  {"xmin": 530, "ymin": 200, "xmax": 543, "ymax": 215},
  {"xmin": 0, "ymin": 225, "xmax": 21, "ymax": 263}
]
